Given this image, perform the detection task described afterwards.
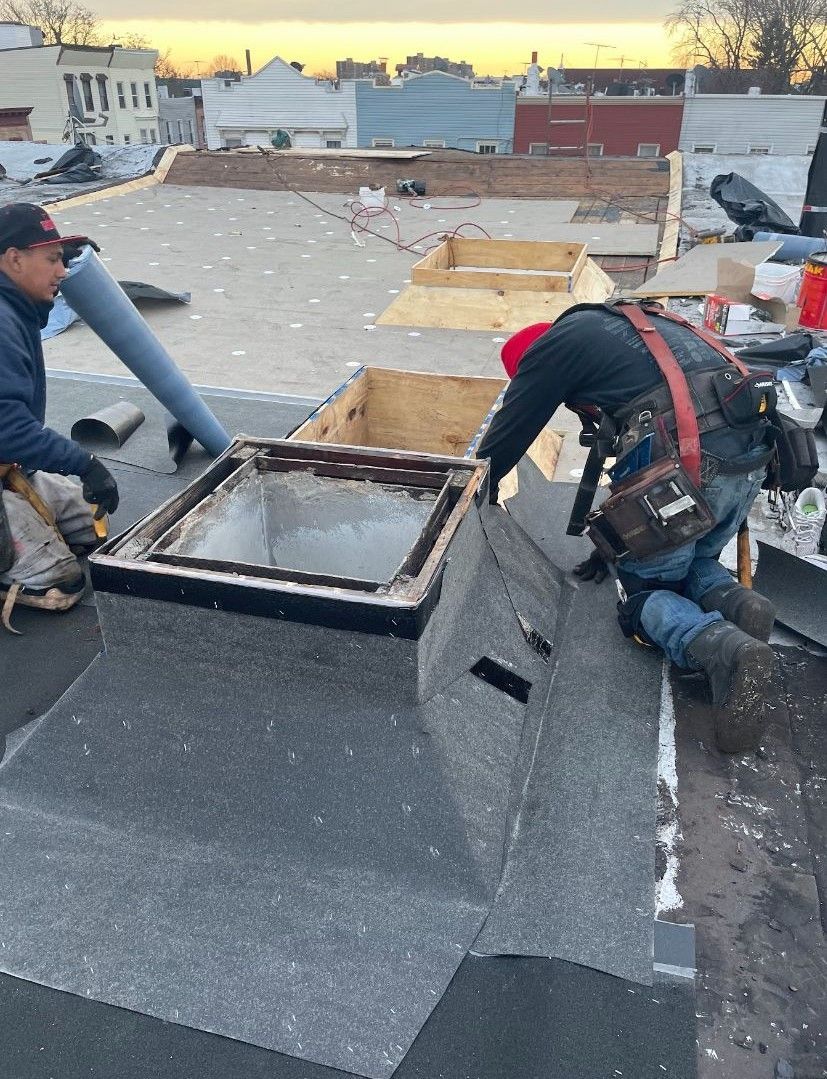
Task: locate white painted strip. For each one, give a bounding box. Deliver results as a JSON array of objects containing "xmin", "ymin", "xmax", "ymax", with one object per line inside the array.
[{"xmin": 656, "ymin": 659, "xmax": 684, "ymax": 915}]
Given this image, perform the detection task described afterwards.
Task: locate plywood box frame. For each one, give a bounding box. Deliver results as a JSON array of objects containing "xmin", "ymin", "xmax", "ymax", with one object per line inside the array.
[
  {"xmin": 287, "ymin": 365, "xmax": 562, "ymax": 484},
  {"xmin": 412, "ymin": 238, "xmax": 588, "ymax": 294}
]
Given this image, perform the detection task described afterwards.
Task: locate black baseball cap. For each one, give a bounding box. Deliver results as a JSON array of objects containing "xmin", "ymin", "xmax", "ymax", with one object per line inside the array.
[{"xmin": 0, "ymin": 202, "xmax": 92, "ymax": 255}]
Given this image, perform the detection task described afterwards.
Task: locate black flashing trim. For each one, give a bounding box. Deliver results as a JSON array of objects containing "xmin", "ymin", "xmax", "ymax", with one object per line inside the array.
[{"xmin": 90, "ymin": 558, "xmax": 445, "ymax": 641}]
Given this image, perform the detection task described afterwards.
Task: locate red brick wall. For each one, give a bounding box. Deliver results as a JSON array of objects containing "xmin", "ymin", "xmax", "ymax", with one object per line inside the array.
[
  {"xmin": 0, "ymin": 111, "xmax": 33, "ymax": 142},
  {"xmin": 514, "ymin": 98, "xmax": 684, "ymax": 156}
]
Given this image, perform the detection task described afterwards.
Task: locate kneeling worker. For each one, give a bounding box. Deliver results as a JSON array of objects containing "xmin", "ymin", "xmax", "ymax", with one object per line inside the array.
[
  {"xmin": 478, "ymin": 301, "xmax": 778, "ymax": 754},
  {"xmin": 0, "ymin": 203, "xmax": 119, "ymax": 628}
]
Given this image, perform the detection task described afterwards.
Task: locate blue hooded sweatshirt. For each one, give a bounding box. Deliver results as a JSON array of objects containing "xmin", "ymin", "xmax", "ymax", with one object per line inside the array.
[{"xmin": 0, "ymin": 270, "xmax": 91, "ymax": 476}]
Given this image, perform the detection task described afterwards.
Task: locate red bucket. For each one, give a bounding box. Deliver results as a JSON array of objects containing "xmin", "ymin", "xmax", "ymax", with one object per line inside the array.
[{"xmin": 797, "ymin": 251, "xmax": 827, "ymax": 328}]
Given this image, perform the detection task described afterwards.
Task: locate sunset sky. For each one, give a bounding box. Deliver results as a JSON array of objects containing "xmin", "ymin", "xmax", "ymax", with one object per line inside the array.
[{"xmin": 96, "ymin": 5, "xmax": 682, "ymax": 77}]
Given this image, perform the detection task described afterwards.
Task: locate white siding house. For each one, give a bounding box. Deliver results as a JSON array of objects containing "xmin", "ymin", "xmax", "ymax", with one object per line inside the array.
[
  {"xmin": 0, "ymin": 40, "xmax": 160, "ymax": 145},
  {"xmin": 201, "ymin": 57, "xmax": 358, "ymax": 149},
  {"xmin": 679, "ymin": 94, "xmax": 826, "ymax": 155}
]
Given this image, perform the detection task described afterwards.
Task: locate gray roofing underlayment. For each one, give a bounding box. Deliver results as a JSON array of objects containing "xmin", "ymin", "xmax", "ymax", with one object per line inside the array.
[
  {"xmin": 0, "ymin": 374, "xmax": 694, "ymax": 1079},
  {"xmin": 0, "ymin": 140, "xmax": 161, "ymax": 208}
]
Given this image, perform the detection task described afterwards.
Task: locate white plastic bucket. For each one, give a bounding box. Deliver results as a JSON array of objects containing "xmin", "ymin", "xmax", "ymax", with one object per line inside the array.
[{"xmin": 752, "ymin": 261, "xmax": 803, "ymax": 304}]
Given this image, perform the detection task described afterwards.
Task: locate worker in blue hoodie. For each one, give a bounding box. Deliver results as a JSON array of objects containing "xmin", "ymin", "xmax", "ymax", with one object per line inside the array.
[{"xmin": 0, "ymin": 202, "xmax": 118, "ymax": 629}]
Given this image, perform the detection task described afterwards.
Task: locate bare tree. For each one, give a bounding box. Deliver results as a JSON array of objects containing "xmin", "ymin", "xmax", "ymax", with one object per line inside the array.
[
  {"xmin": 207, "ymin": 54, "xmax": 241, "ymax": 76},
  {"xmin": 114, "ymin": 30, "xmax": 150, "ymax": 49},
  {"xmin": 667, "ymin": 0, "xmax": 827, "ymax": 91},
  {"xmin": 154, "ymin": 49, "xmax": 181, "ymax": 79},
  {"xmin": 0, "ymin": 0, "xmax": 99, "ymax": 44}
]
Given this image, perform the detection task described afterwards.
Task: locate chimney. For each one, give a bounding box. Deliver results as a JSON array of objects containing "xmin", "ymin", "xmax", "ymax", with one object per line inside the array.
[
  {"xmin": 531, "ymin": 51, "xmax": 538, "ymax": 64},
  {"xmin": 245, "ymin": 49, "xmax": 252, "ymax": 76}
]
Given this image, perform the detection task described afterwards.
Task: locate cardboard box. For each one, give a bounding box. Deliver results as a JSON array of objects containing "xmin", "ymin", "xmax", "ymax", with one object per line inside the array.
[{"xmin": 703, "ymin": 293, "xmax": 755, "ymax": 336}]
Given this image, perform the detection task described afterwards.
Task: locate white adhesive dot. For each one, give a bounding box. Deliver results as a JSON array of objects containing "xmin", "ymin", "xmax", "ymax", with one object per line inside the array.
[
  {"xmin": 123, "ymin": 216, "xmax": 131, "ymax": 220},
  {"xmin": 263, "ymin": 226, "xmax": 272, "ymax": 230},
  {"xmin": 364, "ymin": 324, "xmax": 376, "ymax": 331},
  {"xmin": 346, "ymin": 361, "xmax": 360, "ymax": 368},
  {"xmin": 338, "ymin": 275, "xmax": 350, "ymax": 280},
  {"xmin": 229, "ymin": 217, "xmax": 237, "ymax": 221},
  {"xmin": 176, "ymin": 221, "xmax": 184, "ymax": 225},
  {"xmin": 189, "ymin": 314, "xmax": 202, "ymax": 320},
  {"xmin": 93, "ymin": 211, "xmax": 102, "ymax": 215},
  {"xmin": 101, "ymin": 256, "xmax": 112, "ymax": 261},
  {"xmin": 146, "ymin": 209, "xmax": 155, "ymax": 213},
  {"xmin": 301, "ymin": 254, "xmax": 311, "ymax": 258},
  {"xmin": 289, "ymin": 323, "xmax": 303, "ymax": 328},
  {"xmin": 437, "ymin": 219, "xmax": 446, "ymax": 223},
  {"xmin": 308, "ymin": 298, "xmax": 321, "ymax": 303},
  {"xmin": 403, "ymin": 279, "xmax": 411, "ymax": 283},
  {"xmin": 99, "ymin": 224, "xmax": 107, "ymax": 228},
  {"xmin": 263, "ymin": 270, "xmax": 274, "ymax": 274},
  {"xmin": 503, "ymin": 233, "xmax": 513, "ymax": 238},
  {"xmin": 161, "ymin": 242, "xmax": 171, "ymax": 247},
  {"xmin": 325, "ymin": 231, "xmax": 334, "ymax": 235},
  {"xmin": 569, "ymin": 468, "xmax": 584, "ymax": 479},
  {"xmin": 213, "ymin": 232, "xmax": 223, "ymax": 236},
  {"xmin": 366, "ymin": 258, "xmax": 376, "ymax": 262},
  {"xmin": 202, "ymin": 265, "xmax": 213, "ymax": 269},
  {"xmin": 231, "ymin": 350, "xmax": 246, "ymax": 356},
  {"xmin": 363, "ymin": 312, "xmax": 376, "ymax": 317},
  {"xmin": 388, "ymin": 289, "xmax": 399, "ymax": 294},
  {"xmin": 213, "ymin": 288, "xmax": 225, "ymax": 293},
  {"xmin": 408, "ymin": 332, "xmax": 421, "ymax": 337},
  {"xmin": 246, "ymin": 246, "xmax": 257, "ymax": 250},
  {"xmin": 500, "ymin": 220, "xmax": 509, "ymax": 224},
  {"xmin": 307, "ymin": 239, "xmax": 317, "ymax": 244},
  {"xmin": 266, "ymin": 236, "xmax": 276, "ymax": 240},
  {"xmin": 148, "ymin": 261, "xmax": 159, "ymax": 266},
  {"xmin": 140, "ymin": 226, "xmax": 149, "ymax": 231},
  {"xmin": 491, "ymin": 336, "xmax": 506, "ymax": 343}
]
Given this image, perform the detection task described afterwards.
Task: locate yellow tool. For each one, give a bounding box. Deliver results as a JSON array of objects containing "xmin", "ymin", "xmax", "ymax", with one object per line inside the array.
[
  {"xmin": 736, "ymin": 520, "xmax": 753, "ymax": 588},
  {"xmin": 92, "ymin": 511, "xmax": 109, "ymax": 540}
]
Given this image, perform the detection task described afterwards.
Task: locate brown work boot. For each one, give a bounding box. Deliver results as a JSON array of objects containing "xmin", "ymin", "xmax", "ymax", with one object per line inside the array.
[
  {"xmin": 685, "ymin": 619, "xmax": 774, "ymax": 754},
  {"xmin": 0, "ymin": 574, "xmax": 85, "ymax": 633},
  {"xmin": 700, "ymin": 581, "xmax": 775, "ymax": 643}
]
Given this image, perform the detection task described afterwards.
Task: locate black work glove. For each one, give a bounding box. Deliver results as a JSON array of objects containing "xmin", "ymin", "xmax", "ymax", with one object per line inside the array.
[
  {"xmin": 81, "ymin": 456, "xmax": 119, "ymax": 518},
  {"xmin": 572, "ymin": 549, "xmax": 609, "ymax": 584}
]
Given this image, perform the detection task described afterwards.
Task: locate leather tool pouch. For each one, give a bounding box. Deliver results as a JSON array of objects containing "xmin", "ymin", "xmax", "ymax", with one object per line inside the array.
[
  {"xmin": 765, "ymin": 412, "xmax": 819, "ymax": 492},
  {"xmin": 586, "ymin": 454, "xmax": 716, "ymax": 561},
  {"xmin": 711, "ymin": 368, "xmax": 776, "ymax": 428}
]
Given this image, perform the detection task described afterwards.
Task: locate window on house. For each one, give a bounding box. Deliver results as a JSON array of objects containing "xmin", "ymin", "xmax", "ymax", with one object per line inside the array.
[
  {"xmin": 80, "ymin": 75, "xmax": 94, "ymax": 112},
  {"xmin": 587, "ymin": 143, "xmax": 604, "ymax": 156},
  {"xmin": 528, "ymin": 142, "xmax": 548, "ymax": 155},
  {"xmin": 748, "ymin": 145, "xmax": 771, "ymax": 154},
  {"xmin": 637, "ymin": 142, "xmax": 661, "ymax": 157},
  {"xmin": 97, "ymin": 76, "xmax": 110, "ymax": 110},
  {"xmin": 372, "ymin": 137, "xmax": 395, "ymax": 147},
  {"xmin": 116, "ymin": 81, "xmax": 126, "ymax": 109},
  {"xmin": 150, "ymin": 128, "xmax": 157, "ymax": 143},
  {"xmin": 130, "ymin": 82, "xmax": 139, "ymax": 108},
  {"xmin": 123, "ymin": 134, "xmax": 131, "ymax": 143},
  {"xmin": 476, "ymin": 141, "xmax": 498, "ymax": 154},
  {"xmin": 105, "ymin": 134, "xmax": 114, "ymax": 144},
  {"xmin": 224, "ymin": 137, "xmax": 243, "ymax": 147},
  {"xmin": 144, "ymin": 82, "xmax": 153, "ymax": 108},
  {"xmin": 64, "ymin": 74, "xmax": 76, "ymax": 108},
  {"xmin": 326, "ymin": 139, "xmax": 342, "ymax": 148},
  {"xmin": 692, "ymin": 144, "xmax": 716, "ymax": 153},
  {"xmin": 139, "ymin": 128, "xmax": 148, "ymax": 143},
  {"xmin": 423, "ymin": 138, "xmax": 445, "ymax": 148}
]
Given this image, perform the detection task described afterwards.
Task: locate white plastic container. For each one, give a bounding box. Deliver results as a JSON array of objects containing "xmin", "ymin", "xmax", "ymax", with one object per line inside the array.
[
  {"xmin": 358, "ymin": 186, "xmax": 386, "ymax": 212},
  {"xmin": 752, "ymin": 261, "xmax": 803, "ymax": 304}
]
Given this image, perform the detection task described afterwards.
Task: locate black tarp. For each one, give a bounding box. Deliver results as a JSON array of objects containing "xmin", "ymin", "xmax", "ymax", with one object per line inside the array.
[
  {"xmin": 800, "ymin": 105, "xmax": 827, "ymax": 237},
  {"xmin": 710, "ymin": 172, "xmax": 799, "ymax": 237}
]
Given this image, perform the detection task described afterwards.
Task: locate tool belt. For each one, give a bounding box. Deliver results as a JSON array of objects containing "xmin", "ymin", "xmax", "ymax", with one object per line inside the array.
[
  {"xmin": 0, "ymin": 464, "xmax": 65, "ymax": 574},
  {"xmin": 566, "ymin": 302, "xmax": 776, "ymax": 561}
]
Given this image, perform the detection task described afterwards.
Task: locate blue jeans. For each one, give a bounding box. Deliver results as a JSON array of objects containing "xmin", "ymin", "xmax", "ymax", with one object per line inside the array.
[{"xmin": 620, "ymin": 455, "xmax": 767, "ymax": 669}]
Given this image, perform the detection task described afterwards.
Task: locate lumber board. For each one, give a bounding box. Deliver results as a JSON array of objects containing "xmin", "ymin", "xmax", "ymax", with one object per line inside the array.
[
  {"xmin": 162, "ymin": 150, "xmax": 671, "ymax": 199},
  {"xmin": 631, "ymin": 240, "xmax": 782, "ymax": 298},
  {"xmin": 446, "ymin": 238, "xmax": 585, "ymax": 271},
  {"xmin": 411, "ymin": 238, "xmax": 587, "ymax": 294},
  {"xmin": 289, "ymin": 366, "xmax": 370, "ymax": 445}
]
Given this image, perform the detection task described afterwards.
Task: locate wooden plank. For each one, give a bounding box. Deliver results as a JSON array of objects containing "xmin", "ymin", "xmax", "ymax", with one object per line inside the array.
[
  {"xmin": 412, "ymin": 265, "xmax": 573, "ymax": 293},
  {"xmin": 631, "ymin": 240, "xmax": 782, "ymax": 298},
  {"xmin": 289, "ymin": 366, "xmax": 369, "ymax": 445},
  {"xmin": 448, "ymin": 238, "xmax": 584, "ymax": 271},
  {"xmin": 366, "ymin": 368, "xmax": 507, "ymax": 455}
]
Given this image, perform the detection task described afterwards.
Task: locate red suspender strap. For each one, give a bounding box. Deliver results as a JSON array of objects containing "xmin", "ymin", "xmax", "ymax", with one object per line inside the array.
[{"xmin": 614, "ymin": 304, "xmax": 703, "ymax": 487}]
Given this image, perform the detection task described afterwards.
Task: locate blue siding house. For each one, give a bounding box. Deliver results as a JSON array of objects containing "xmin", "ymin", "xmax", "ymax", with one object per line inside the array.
[{"xmin": 354, "ymin": 71, "xmax": 517, "ymax": 152}]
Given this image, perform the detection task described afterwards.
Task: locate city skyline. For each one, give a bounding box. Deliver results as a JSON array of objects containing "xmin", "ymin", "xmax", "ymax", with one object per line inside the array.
[{"xmin": 98, "ymin": 18, "xmax": 679, "ymax": 77}]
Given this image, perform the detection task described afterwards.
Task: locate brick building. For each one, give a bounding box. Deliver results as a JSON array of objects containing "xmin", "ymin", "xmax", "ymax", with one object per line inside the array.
[
  {"xmin": 514, "ymin": 95, "xmax": 684, "ymax": 157},
  {"xmin": 0, "ymin": 106, "xmax": 34, "ymax": 140}
]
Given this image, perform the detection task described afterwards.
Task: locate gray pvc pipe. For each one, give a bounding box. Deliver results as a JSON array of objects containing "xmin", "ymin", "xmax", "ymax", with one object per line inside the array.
[
  {"xmin": 61, "ymin": 246, "xmax": 231, "ymax": 457},
  {"xmin": 753, "ymin": 232, "xmax": 827, "ymax": 262}
]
